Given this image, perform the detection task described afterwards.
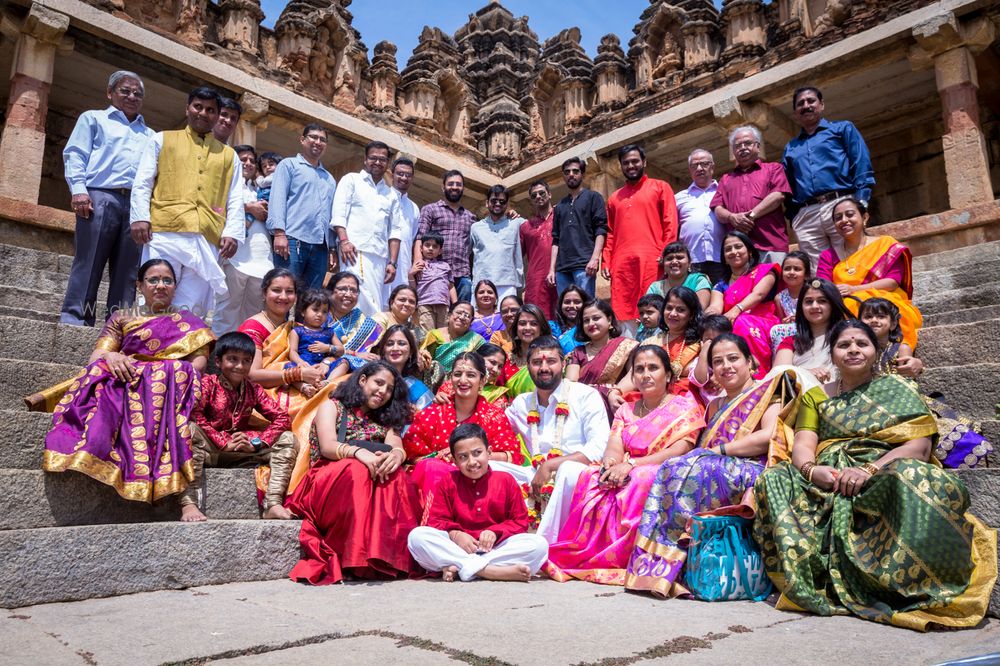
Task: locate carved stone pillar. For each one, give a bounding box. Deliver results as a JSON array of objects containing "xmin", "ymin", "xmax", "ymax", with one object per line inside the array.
[
  {"xmin": 593, "ymin": 34, "xmax": 628, "ymax": 109},
  {"xmin": 369, "ymin": 41, "xmax": 400, "ymax": 113},
  {"xmin": 232, "ymin": 92, "xmax": 268, "ymax": 147},
  {"xmin": 682, "ymin": 20, "xmax": 720, "ymax": 70},
  {"xmin": 400, "ymin": 80, "xmax": 440, "ymax": 127},
  {"xmin": 0, "ymin": 3, "xmax": 69, "ymax": 202},
  {"xmin": 720, "ymin": 0, "xmax": 767, "ymax": 57},
  {"xmin": 218, "ymin": 0, "xmax": 264, "ymax": 53},
  {"xmin": 911, "ymin": 13, "xmax": 996, "ymax": 208},
  {"xmin": 562, "ymin": 80, "xmax": 590, "ymax": 126}
]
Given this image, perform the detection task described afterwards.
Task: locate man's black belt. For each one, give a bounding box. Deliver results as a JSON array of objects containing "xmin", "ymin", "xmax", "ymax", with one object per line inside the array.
[{"xmin": 804, "ymin": 189, "xmax": 852, "ymax": 206}]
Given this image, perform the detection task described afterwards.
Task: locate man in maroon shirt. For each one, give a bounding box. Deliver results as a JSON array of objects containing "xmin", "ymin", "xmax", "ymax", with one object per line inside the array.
[
  {"xmin": 711, "ymin": 126, "xmax": 792, "ymax": 264},
  {"xmin": 519, "ymin": 180, "xmax": 557, "ymax": 318}
]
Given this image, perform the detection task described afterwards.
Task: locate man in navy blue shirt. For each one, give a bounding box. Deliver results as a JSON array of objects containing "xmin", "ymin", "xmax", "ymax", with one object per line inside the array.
[{"xmin": 782, "ymin": 86, "xmax": 874, "ymax": 267}]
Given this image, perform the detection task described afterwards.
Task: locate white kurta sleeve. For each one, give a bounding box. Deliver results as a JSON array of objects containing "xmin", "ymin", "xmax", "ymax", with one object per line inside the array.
[
  {"xmin": 576, "ymin": 386, "xmax": 612, "ymax": 462},
  {"xmin": 222, "ymin": 152, "xmax": 246, "ymax": 242},
  {"xmin": 129, "ymin": 132, "xmax": 162, "ymax": 224}
]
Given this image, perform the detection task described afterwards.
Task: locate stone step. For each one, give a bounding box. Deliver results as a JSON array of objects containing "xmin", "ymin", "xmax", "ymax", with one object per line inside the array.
[
  {"xmin": 920, "ymin": 364, "xmax": 1000, "ymax": 420},
  {"xmin": 0, "ymin": 468, "xmax": 264, "ymax": 530},
  {"xmin": 913, "ymin": 283, "xmax": 1000, "ymax": 317},
  {"xmin": 912, "ymin": 239, "xmax": 1000, "ymax": 273},
  {"xmin": 0, "ymin": 304, "xmax": 59, "ymax": 324},
  {"xmin": 0, "ymin": 359, "xmax": 81, "ymax": 409},
  {"xmin": 0, "ymin": 270, "xmax": 109, "ymax": 318},
  {"xmin": 0, "ymin": 519, "xmax": 300, "ymax": 607},
  {"xmin": 0, "ymin": 316, "xmax": 102, "ymax": 366},
  {"xmin": 0, "ymin": 243, "xmax": 73, "ymax": 275},
  {"xmin": 916, "ymin": 319, "xmax": 1000, "ymax": 368},
  {"xmin": 923, "ymin": 304, "xmax": 1000, "ymax": 328},
  {"xmin": 0, "ymin": 410, "xmax": 50, "ymax": 469},
  {"xmin": 912, "ymin": 258, "xmax": 1000, "ymax": 295},
  {"xmin": 956, "ymin": 469, "xmax": 1000, "ymax": 530}
]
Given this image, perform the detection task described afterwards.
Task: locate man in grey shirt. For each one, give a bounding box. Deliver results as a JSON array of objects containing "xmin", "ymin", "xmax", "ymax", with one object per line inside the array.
[{"xmin": 470, "ymin": 184, "xmax": 523, "ymax": 300}]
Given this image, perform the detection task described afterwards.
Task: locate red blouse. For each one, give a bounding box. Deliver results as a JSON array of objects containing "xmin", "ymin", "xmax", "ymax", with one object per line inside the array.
[
  {"xmin": 403, "ymin": 396, "xmax": 523, "ymax": 464},
  {"xmin": 426, "ymin": 469, "xmax": 529, "ymax": 543},
  {"xmin": 193, "ymin": 374, "xmax": 291, "ymax": 448}
]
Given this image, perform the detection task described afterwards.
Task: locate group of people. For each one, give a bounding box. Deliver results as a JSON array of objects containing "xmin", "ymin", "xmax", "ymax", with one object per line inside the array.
[{"xmin": 34, "ymin": 73, "xmax": 997, "ymax": 631}]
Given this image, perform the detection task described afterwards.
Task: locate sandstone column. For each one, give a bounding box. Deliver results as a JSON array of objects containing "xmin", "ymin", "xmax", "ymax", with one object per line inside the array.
[
  {"xmin": 0, "ymin": 3, "xmax": 69, "ymax": 202},
  {"xmin": 232, "ymin": 92, "xmax": 268, "ymax": 147},
  {"xmin": 911, "ymin": 13, "xmax": 996, "ymax": 208}
]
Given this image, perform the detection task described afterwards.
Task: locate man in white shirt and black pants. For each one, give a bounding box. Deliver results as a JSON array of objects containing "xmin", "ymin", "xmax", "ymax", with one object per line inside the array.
[{"xmin": 332, "ymin": 140, "xmax": 403, "ymax": 314}]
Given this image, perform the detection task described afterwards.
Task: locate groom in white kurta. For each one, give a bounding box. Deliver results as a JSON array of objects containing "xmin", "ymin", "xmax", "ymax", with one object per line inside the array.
[{"xmin": 506, "ymin": 336, "xmax": 610, "ymax": 543}]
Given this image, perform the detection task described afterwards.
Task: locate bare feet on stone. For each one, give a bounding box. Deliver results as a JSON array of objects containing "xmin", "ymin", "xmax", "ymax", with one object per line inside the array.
[
  {"xmin": 263, "ymin": 504, "xmax": 295, "ymax": 520},
  {"xmin": 479, "ymin": 564, "xmax": 531, "ymax": 582},
  {"xmin": 442, "ymin": 566, "xmax": 459, "ymax": 582},
  {"xmin": 180, "ymin": 504, "xmax": 207, "ymax": 522}
]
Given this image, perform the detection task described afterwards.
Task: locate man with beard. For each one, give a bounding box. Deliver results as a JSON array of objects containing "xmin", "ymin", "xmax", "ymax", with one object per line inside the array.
[
  {"xmin": 506, "ymin": 336, "xmax": 610, "ymax": 543},
  {"xmin": 712, "ymin": 125, "xmax": 792, "ymax": 265},
  {"xmin": 130, "ymin": 86, "xmax": 244, "ymax": 317},
  {"xmin": 383, "ymin": 157, "xmax": 421, "ymax": 303},
  {"xmin": 332, "ymin": 140, "xmax": 403, "ymax": 313},
  {"xmin": 602, "ymin": 145, "xmax": 677, "ymax": 335},
  {"xmin": 548, "ymin": 157, "xmax": 606, "ymax": 300},
  {"xmin": 415, "ymin": 170, "xmax": 478, "ymax": 303},
  {"xmin": 782, "ymin": 86, "xmax": 873, "ymax": 267},
  {"xmin": 470, "ymin": 184, "xmax": 523, "ymax": 300}
]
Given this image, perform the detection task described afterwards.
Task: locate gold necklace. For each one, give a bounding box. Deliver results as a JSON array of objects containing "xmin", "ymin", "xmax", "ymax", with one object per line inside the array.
[
  {"xmin": 635, "ymin": 392, "xmax": 669, "ymax": 417},
  {"xmin": 262, "ymin": 310, "xmax": 285, "ymax": 329},
  {"xmin": 844, "ymin": 236, "xmax": 868, "ymax": 275}
]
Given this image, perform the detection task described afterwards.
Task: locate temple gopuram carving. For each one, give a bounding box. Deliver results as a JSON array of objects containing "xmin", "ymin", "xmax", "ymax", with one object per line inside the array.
[{"xmin": 0, "ymin": 0, "xmax": 997, "ymax": 258}]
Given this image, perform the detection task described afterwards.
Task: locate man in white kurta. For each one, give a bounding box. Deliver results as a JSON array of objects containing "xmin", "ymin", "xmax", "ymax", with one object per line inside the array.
[
  {"xmin": 130, "ymin": 88, "xmax": 244, "ymax": 318},
  {"xmin": 332, "ymin": 141, "xmax": 402, "ymax": 314},
  {"xmin": 506, "ymin": 336, "xmax": 610, "ymax": 543},
  {"xmin": 383, "ymin": 157, "xmax": 420, "ymax": 304}
]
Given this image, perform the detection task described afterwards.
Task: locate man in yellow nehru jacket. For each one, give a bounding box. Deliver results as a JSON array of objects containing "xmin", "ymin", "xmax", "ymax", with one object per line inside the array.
[{"xmin": 129, "ymin": 86, "xmax": 244, "ymax": 318}]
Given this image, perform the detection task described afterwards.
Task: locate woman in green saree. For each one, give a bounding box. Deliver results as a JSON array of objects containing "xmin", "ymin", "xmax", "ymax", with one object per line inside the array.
[
  {"xmin": 419, "ymin": 301, "xmax": 483, "ymax": 389},
  {"xmin": 753, "ymin": 319, "xmax": 997, "ymax": 631}
]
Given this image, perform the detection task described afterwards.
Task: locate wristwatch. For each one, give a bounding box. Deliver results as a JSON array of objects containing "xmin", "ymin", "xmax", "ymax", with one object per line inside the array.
[
  {"xmin": 250, "ymin": 437, "xmax": 264, "ymax": 452},
  {"xmin": 747, "ymin": 210, "xmax": 757, "ymax": 221},
  {"xmin": 387, "ymin": 260, "xmax": 397, "ymax": 267}
]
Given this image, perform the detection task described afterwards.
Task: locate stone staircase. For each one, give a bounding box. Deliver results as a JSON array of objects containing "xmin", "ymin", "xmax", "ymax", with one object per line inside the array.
[
  {"xmin": 0, "ymin": 240, "xmax": 997, "ymax": 613},
  {"xmin": 0, "ymin": 244, "xmax": 299, "ymax": 608}
]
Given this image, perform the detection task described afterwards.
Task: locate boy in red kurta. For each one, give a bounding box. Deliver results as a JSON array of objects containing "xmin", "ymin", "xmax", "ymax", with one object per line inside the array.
[
  {"xmin": 407, "ymin": 423, "xmax": 549, "ymax": 581},
  {"xmin": 180, "ymin": 332, "xmax": 297, "ymax": 521},
  {"xmin": 602, "ymin": 145, "xmax": 678, "ymax": 325}
]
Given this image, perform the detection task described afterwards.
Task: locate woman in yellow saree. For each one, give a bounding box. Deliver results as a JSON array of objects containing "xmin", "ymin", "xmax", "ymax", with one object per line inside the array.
[
  {"xmin": 753, "ymin": 319, "xmax": 996, "ymax": 630},
  {"xmin": 816, "ymin": 197, "xmax": 922, "ymax": 349}
]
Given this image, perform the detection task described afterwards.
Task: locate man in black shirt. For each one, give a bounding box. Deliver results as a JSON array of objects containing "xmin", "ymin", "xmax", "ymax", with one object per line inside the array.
[{"xmin": 547, "ymin": 157, "xmax": 607, "ymax": 299}]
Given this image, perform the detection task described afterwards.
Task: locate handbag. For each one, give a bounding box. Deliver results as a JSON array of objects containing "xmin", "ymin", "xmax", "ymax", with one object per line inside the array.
[
  {"xmin": 683, "ymin": 514, "xmax": 772, "ymax": 602},
  {"xmin": 337, "ymin": 408, "xmax": 392, "ymax": 454}
]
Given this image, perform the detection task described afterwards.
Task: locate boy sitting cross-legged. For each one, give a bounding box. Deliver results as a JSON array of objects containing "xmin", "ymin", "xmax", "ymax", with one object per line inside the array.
[
  {"xmin": 180, "ymin": 332, "xmax": 298, "ymax": 522},
  {"xmin": 408, "ymin": 423, "xmax": 548, "ymax": 582}
]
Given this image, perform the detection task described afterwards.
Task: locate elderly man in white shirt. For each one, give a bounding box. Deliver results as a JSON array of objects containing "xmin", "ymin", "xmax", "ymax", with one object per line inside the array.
[
  {"xmin": 130, "ymin": 87, "xmax": 244, "ymax": 318},
  {"xmin": 383, "ymin": 156, "xmax": 421, "ymax": 303},
  {"xmin": 675, "ymin": 148, "xmax": 725, "ymax": 285},
  {"xmin": 332, "ymin": 140, "xmax": 403, "ymax": 313},
  {"xmin": 506, "ymin": 336, "xmax": 610, "ymax": 543}
]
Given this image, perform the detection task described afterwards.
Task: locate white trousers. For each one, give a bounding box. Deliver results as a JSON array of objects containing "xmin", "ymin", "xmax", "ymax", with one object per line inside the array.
[
  {"xmin": 536, "ymin": 459, "xmax": 588, "ymax": 544},
  {"xmin": 407, "ymin": 526, "xmax": 549, "ymax": 581},
  {"xmin": 212, "ymin": 262, "xmax": 263, "ymax": 336},
  {"xmin": 791, "ymin": 198, "xmax": 847, "ymax": 270},
  {"xmin": 142, "ymin": 232, "xmax": 226, "ymax": 319},
  {"xmin": 342, "ymin": 251, "xmax": 386, "ymax": 315}
]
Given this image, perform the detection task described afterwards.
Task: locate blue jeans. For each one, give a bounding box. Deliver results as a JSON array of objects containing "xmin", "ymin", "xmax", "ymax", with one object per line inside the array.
[
  {"xmin": 555, "ymin": 269, "xmax": 595, "ymax": 299},
  {"xmin": 455, "ymin": 276, "xmax": 472, "ymax": 303},
  {"xmin": 273, "ymin": 238, "xmax": 328, "ymax": 289}
]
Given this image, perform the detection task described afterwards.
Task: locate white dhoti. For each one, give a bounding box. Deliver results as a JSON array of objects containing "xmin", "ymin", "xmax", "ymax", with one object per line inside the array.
[
  {"xmin": 143, "ymin": 232, "xmax": 227, "ymax": 319},
  {"xmin": 407, "ymin": 526, "xmax": 549, "ymax": 581},
  {"xmin": 536, "ymin": 459, "xmax": 588, "ymax": 544},
  {"xmin": 212, "ymin": 262, "xmax": 263, "ymax": 336},
  {"xmin": 342, "ymin": 250, "xmax": 386, "ymax": 315}
]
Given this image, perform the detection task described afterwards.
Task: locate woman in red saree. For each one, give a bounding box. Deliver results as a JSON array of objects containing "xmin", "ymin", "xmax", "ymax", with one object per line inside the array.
[
  {"xmin": 286, "ymin": 360, "xmax": 420, "ymax": 585},
  {"xmin": 38, "ymin": 260, "xmax": 213, "ymax": 510},
  {"xmin": 816, "ymin": 197, "xmax": 922, "ymax": 349},
  {"xmin": 706, "ymin": 231, "xmax": 779, "ymax": 378},
  {"xmin": 565, "ymin": 299, "xmax": 637, "ymax": 421},
  {"xmin": 404, "ymin": 352, "xmax": 524, "ymax": 504}
]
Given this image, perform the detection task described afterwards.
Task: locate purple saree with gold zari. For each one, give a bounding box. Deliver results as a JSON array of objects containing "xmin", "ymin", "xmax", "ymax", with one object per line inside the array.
[{"xmin": 41, "ymin": 310, "xmax": 213, "ymax": 503}]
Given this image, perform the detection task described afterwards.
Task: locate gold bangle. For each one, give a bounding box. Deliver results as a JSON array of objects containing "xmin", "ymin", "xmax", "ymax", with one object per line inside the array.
[
  {"xmin": 860, "ymin": 463, "xmax": 879, "ymax": 476},
  {"xmin": 807, "ymin": 466, "xmax": 817, "ymax": 484}
]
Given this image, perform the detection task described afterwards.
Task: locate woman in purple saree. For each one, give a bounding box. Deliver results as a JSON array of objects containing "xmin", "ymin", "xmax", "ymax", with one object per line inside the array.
[
  {"xmin": 706, "ymin": 232, "xmax": 779, "ymax": 378},
  {"xmin": 37, "ymin": 260, "xmax": 213, "ymax": 509}
]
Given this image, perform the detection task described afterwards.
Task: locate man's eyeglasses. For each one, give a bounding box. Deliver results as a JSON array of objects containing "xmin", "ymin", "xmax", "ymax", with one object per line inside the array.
[
  {"xmin": 690, "ymin": 161, "xmax": 713, "ymax": 169},
  {"xmin": 366, "ymin": 155, "xmax": 389, "ymax": 164},
  {"xmin": 144, "ymin": 277, "xmax": 175, "ymax": 286},
  {"xmin": 116, "ymin": 88, "xmax": 144, "ymax": 99}
]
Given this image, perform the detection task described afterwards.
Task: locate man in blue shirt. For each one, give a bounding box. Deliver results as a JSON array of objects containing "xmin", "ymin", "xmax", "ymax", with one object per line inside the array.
[
  {"xmin": 267, "ymin": 123, "xmax": 337, "ymax": 289},
  {"xmin": 60, "ymin": 70, "xmax": 156, "ymax": 326},
  {"xmin": 782, "ymin": 86, "xmax": 874, "ymax": 267}
]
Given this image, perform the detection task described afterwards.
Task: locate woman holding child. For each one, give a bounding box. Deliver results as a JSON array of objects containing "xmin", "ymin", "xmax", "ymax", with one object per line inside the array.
[
  {"xmin": 545, "ymin": 345, "xmax": 705, "ymax": 585},
  {"xmin": 40, "ymin": 259, "xmax": 213, "ymax": 503},
  {"xmin": 754, "ymin": 319, "xmax": 996, "ymax": 629},
  {"xmin": 287, "ymin": 360, "xmax": 419, "ymax": 585}
]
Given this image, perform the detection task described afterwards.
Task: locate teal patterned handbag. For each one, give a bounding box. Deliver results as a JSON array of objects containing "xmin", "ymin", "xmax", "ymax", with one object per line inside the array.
[{"xmin": 683, "ymin": 514, "xmax": 772, "ymax": 602}]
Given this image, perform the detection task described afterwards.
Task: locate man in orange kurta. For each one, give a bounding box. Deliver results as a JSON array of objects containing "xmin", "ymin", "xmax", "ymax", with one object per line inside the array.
[{"xmin": 602, "ymin": 145, "xmax": 678, "ymax": 326}]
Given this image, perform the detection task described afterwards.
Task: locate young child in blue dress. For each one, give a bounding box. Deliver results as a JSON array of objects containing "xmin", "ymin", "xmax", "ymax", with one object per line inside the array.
[{"xmin": 285, "ymin": 288, "xmax": 347, "ymax": 395}]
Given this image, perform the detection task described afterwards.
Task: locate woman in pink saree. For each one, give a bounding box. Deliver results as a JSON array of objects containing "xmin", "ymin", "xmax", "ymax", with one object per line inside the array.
[
  {"xmin": 544, "ymin": 345, "xmax": 705, "ymax": 585},
  {"xmin": 706, "ymin": 231, "xmax": 779, "ymax": 378}
]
